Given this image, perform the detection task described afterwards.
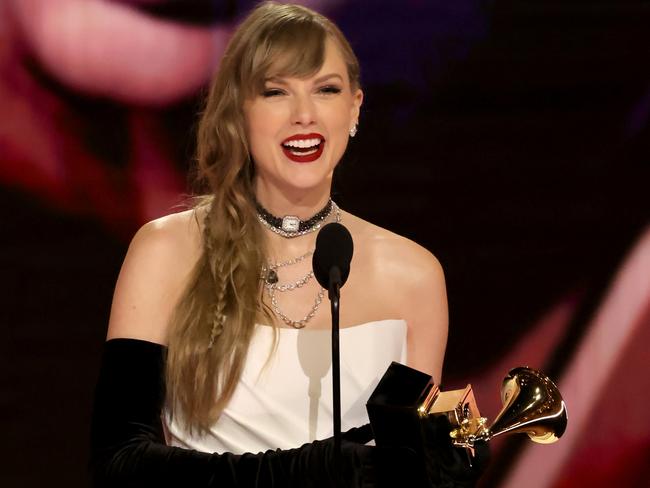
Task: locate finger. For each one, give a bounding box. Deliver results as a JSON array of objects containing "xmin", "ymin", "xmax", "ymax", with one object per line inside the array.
[{"xmin": 471, "ymin": 441, "xmax": 491, "ymax": 473}]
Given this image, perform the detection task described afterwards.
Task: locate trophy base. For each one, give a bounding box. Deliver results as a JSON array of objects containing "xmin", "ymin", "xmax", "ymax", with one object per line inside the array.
[
  {"xmin": 367, "ymin": 362, "xmax": 482, "ymax": 449},
  {"xmin": 366, "ymin": 362, "xmax": 433, "ymax": 448}
]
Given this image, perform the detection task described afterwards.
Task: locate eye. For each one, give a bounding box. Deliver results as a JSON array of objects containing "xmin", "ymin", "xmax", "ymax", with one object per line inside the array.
[
  {"xmin": 262, "ymin": 88, "xmax": 285, "ymax": 98},
  {"xmin": 318, "ymin": 85, "xmax": 342, "ymax": 95}
]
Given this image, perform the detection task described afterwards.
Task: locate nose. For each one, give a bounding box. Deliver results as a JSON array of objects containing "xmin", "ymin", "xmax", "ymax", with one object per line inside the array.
[{"xmin": 290, "ymin": 93, "xmax": 316, "ymax": 126}]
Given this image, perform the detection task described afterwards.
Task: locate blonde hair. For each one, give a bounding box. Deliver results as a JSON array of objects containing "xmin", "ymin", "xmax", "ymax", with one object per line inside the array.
[{"xmin": 165, "ymin": 2, "xmax": 361, "ymax": 433}]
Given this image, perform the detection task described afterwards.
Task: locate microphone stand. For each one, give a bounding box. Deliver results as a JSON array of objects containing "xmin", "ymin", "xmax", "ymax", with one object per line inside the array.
[{"xmin": 328, "ymin": 266, "xmax": 342, "ymax": 482}]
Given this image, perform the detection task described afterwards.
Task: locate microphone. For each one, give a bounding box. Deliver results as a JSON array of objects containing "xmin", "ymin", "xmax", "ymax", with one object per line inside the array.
[
  {"xmin": 312, "ymin": 222, "xmax": 354, "ymax": 299},
  {"xmin": 312, "ymin": 222, "xmax": 353, "ymax": 479}
]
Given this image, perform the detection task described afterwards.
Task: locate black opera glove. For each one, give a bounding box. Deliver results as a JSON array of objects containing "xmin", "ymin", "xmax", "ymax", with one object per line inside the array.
[
  {"xmin": 363, "ymin": 416, "xmax": 490, "ymax": 488},
  {"xmin": 90, "ymin": 338, "xmax": 379, "ymax": 488},
  {"xmin": 420, "ymin": 415, "xmax": 490, "ymax": 488}
]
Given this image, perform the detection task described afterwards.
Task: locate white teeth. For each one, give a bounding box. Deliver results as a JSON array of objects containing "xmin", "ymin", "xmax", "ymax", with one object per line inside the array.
[
  {"xmin": 291, "ymin": 148, "xmax": 318, "ymax": 156},
  {"xmin": 282, "ymin": 138, "xmax": 322, "ymax": 148}
]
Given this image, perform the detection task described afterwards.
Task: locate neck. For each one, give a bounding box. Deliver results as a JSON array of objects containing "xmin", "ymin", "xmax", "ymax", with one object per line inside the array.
[
  {"xmin": 254, "ymin": 182, "xmax": 337, "ymax": 262},
  {"xmin": 254, "ymin": 179, "xmax": 331, "ymax": 220},
  {"xmin": 264, "ymin": 226, "xmax": 318, "ymax": 263}
]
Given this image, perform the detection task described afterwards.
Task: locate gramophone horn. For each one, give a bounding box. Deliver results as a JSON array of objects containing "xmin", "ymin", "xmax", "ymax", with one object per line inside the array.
[{"xmin": 487, "ymin": 367, "xmax": 568, "ymax": 443}]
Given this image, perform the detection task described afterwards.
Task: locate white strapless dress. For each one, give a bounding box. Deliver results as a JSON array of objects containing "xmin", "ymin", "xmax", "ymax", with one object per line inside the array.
[{"xmin": 165, "ymin": 319, "xmax": 407, "ymax": 454}]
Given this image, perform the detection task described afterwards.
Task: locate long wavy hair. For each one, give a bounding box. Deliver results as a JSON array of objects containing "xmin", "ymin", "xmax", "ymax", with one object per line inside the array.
[{"xmin": 165, "ymin": 2, "xmax": 361, "ymax": 434}]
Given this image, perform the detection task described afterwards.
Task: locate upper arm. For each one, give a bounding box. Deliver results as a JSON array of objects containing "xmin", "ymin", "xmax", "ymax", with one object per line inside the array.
[
  {"xmin": 106, "ymin": 214, "xmax": 201, "ymax": 345},
  {"xmin": 396, "ymin": 244, "xmax": 448, "ymax": 384}
]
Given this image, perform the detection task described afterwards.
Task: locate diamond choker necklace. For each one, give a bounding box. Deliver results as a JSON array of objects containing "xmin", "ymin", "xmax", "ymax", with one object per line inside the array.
[{"xmin": 255, "ymin": 198, "xmax": 337, "ymax": 238}]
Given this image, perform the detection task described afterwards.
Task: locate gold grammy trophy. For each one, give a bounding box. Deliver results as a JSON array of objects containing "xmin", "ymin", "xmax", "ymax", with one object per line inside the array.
[
  {"xmin": 367, "ymin": 363, "xmax": 568, "ymax": 453},
  {"xmin": 420, "ymin": 366, "xmax": 568, "ymax": 450}
]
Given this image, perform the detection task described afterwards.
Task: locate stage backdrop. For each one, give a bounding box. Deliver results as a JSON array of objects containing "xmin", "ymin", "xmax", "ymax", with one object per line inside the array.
[{"xmin": 1, "ymin": 1, "xmax": 648, "ymax": 487}]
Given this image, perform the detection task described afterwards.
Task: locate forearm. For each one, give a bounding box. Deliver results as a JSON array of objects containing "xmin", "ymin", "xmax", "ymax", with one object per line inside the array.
[
  {"xmin": 90, "ymin": 338, "xmax": 214, "ymax": 486},
  {"xmin": 89, "ymin": 338, "xmax": 352, "ymax": 488}
]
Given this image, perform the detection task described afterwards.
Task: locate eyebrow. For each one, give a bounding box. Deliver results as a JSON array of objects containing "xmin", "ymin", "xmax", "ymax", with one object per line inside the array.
[{"xmin": 264, "ymin": 73, "xmax": 344, "ymax": 84}]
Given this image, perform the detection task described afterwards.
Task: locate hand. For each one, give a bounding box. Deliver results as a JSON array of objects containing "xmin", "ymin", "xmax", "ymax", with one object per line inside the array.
[
  {"xmin": 339, "ymin": 424, "xmax": 375, "ymax": 487},
  {"xmin": 337, "ymin": 424, "xmax": 426, "ymax": 488},
  {"xmin": 420, "ymin": 415, "xmax": 490, "ymax": 488}
]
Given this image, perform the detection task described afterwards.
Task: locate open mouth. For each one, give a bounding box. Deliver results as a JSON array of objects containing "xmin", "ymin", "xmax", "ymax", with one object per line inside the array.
[{"xmin": 281, "ymin": 134, "xmax": 325, "ymax": 163}]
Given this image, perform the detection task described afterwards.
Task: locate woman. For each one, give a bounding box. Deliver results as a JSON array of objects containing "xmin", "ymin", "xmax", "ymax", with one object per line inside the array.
[{"xmin": 91, "ymin": 3, "xmax": 472, "ymax": 487}]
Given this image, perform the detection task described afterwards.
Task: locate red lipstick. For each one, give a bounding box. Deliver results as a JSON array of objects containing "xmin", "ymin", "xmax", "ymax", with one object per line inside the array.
[{"xmin": 280, "ymin": 133, "xmax": 325, "ymax": 163}]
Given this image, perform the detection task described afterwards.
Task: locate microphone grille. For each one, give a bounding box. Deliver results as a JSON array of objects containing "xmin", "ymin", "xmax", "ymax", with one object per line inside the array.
[{"xmin": 312, "ymin": 223, "xmax": 354, "ymax": 289}]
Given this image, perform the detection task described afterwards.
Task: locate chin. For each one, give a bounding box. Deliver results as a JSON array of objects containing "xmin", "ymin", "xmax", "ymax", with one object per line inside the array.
[
  {"xmin": 267, "ymin": 168, "xmax": 332, "ymax": 195},
  {"xmin": 284, "ymin": 176, "xmax": 332, "ymax": 194}
]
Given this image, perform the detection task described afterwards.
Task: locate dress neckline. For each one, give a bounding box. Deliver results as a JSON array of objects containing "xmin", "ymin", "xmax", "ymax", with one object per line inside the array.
[{"xmin": 255, "ymin": 318, "xmax": 406, "ymax": 333}]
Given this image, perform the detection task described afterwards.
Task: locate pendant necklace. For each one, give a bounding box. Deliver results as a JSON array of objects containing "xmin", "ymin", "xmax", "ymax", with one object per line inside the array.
[{"xmin": 260, "ymin": 201, "xmax": 341, "ymax": 328}]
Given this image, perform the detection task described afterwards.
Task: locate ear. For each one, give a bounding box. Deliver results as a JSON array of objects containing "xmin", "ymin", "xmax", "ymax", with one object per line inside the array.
[{"xmin": 351, "ymin": 88, "xmax": 363, "ymax": 124}]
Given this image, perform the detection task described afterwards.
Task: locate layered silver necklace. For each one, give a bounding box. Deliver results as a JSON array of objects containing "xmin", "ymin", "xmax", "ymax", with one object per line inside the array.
[{"xmin": 259, "ymin": 201, "xmax": 341, "ymax": 328}]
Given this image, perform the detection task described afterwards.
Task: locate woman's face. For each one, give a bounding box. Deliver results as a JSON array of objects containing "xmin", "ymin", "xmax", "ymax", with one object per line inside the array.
[{"xmin": 244, "ymin": 38, "xmax": 363, "ymax": 198}]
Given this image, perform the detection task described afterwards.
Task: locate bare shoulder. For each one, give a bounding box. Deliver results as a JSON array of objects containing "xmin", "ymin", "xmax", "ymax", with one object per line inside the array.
[
  {"xmin": 131, "ymin": 208, "xmax": 203, "ymax": 260},
  {"xmin": 106, "ymin": 208, "xmax": 204, "ymax": 344},
  {"xmin": 344, "ymin": 211, "xmax": 447, "ymax": 381},
  {"xmin": 344, "ymin": 211, "xmax": 444, "ymax": 288}
]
